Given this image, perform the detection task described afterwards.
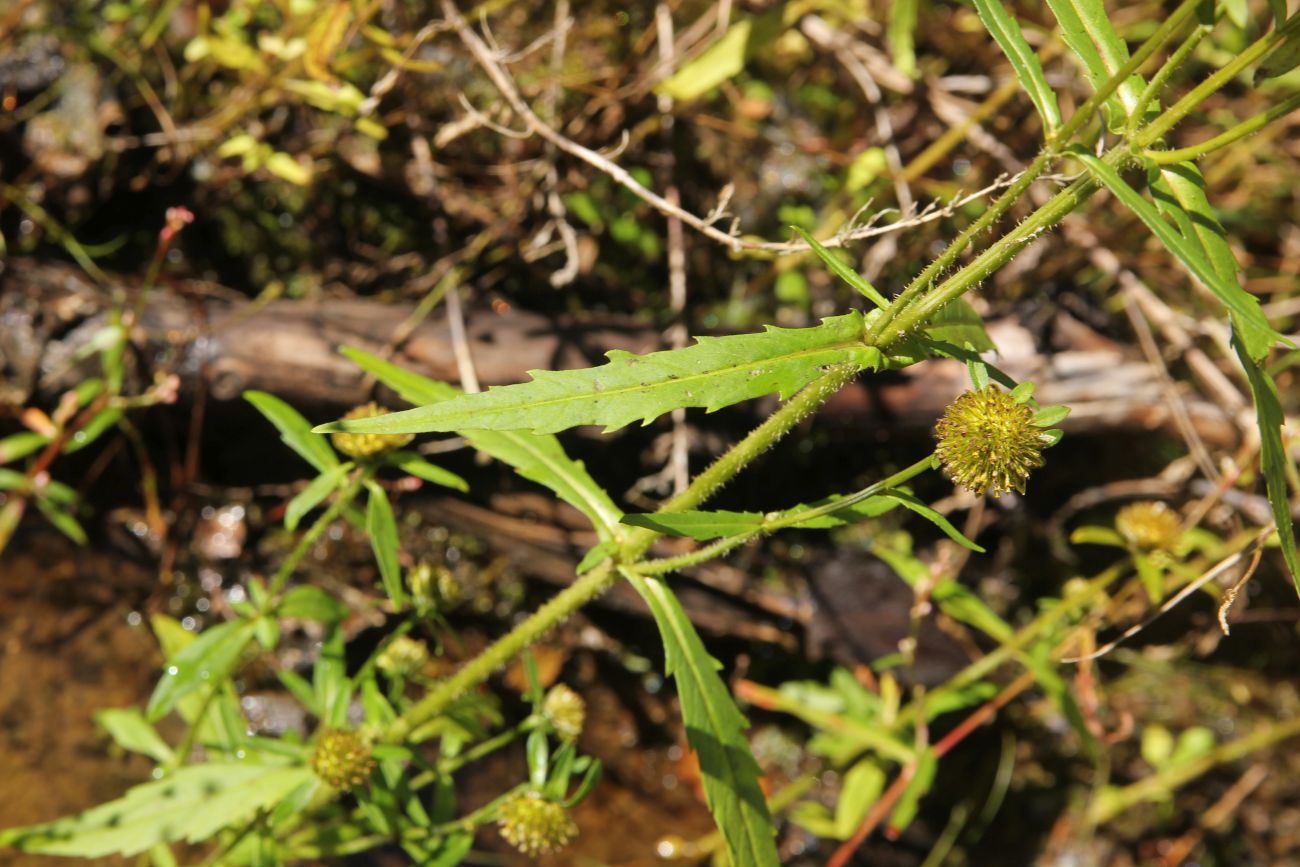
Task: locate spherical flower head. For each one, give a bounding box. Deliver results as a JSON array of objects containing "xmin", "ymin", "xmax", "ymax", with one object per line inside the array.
[
  {"xmin": 377, "ymin": 635, "xmax": 429, "ymax": 677},
  {"xmin": 497, "ymin": 791, "xmax": 577, "ymax": 857},
  {"xmin": 542, "ymin": 684, "xmax": 586, "ymax": 742},
  {"xmin": 311, "ymin": 728, "xmax": 375, "ymax": 789},
  {"xmin": 1116, "ymin": 501, "xmax": 1181, "ymax": 552},
  {"xmin": 330, "ymin": 403, "xmax": 414, "ymax": 459},
  {"xmin": 935, "ymin": 386, "xmax": 1045, "ymax": 498}
]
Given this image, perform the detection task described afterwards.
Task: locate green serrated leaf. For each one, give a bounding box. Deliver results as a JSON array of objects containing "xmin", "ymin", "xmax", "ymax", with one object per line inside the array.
[
  {"xmin": 94, "ymin": 708, "xmax": 175, "ymax": 764},
  {"xmin": 1079, "ymin": 154, "xmax": 1283, "ymax": 362},
  {"xmin": 0, "ymin": 763, "xmax": 313, "ymax": 857},
  {"xmin": 625, "ymin": 574, "xmax": 779, "ymax": 867},
  {"xmin": 365, "ymin": 482, "xmax": 405, "ymax": 609},
  {"xmin": 319, "ymin": 313, "xmax": 876, "ymax": 436},
  {"xmin": 972, "ymin": 0, "xmax": 1062, "ymax": 135},
  {"xmin": 245, "ymin": 391, "xmax": 339, "ymax": 474},
  {"xmin": 793, "ymin": 227, "xmax": 888, "ymax": 309},
  {"xmin": 340, "ymin": 347, "xmax": 624, "ymax": 543},
  {"xmin": 1234, "ymin": 340, "xmax": 1300, "ymax": 592},
  {"xmin": 285, "ymin": 463, "xmax": 352, "ymax": 531},
  {"xmin": 146, "ymin": 620, "xmax": 256, "ymax": 721}
]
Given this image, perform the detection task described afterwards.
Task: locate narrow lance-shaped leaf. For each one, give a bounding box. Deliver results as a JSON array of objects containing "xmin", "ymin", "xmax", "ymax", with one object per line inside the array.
[
  {"xmin": 244, "ymin": 391, "xmax": 339, "ymax": 473},
  {"xmin": 1078, "ymin": 153, "xmax": 1283, "ymax": 362},
  {"xmin": 972, "ymin": 0, "xmax": 1062, "ymax": 135},
  {"xmin": 624, "ymin": 573, "xmax": 780, "ymax": 867},
  {"xmin": 365, "ymin": 481, "xmax": 406, "ymax": 609},
  {"xmin": 339, "ymin": 347, "xmax": 623, "ymax": 542},
  {"xmin": 317, "ymin": 312, "xmax": 880, "ymax": 436},
  {"xmin": 0, "ymin": 763, "xmax": 314, "ymax": 857},
  {"xmin": 792, "ymin": 227, "xmax": 888, "ymax": 309},
  {"xmin": 1234, "ymin": 339, "xmax": 1300, "ymax": 592},
  {"xmin": 1045, "ymin": 0, "xmax": 1146, "ymax": 126}
]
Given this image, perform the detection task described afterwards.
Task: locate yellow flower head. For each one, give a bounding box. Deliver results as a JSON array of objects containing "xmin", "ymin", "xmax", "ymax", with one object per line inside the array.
[
  {"xmin": 330, "ymin": 403, "xmax": 414, "ymax": 459},
  {"xmin": 497, "ymin": 791, "xmax": 578, "ymax": 857},
  {"xmin": 935, "ymin": 386, "xmax": 1045, "ymax": 498},
  {"xmin": 376, "ymin": 636, "xmax": 430, "ymax": 677},
  {"xmin": 1116, "ymin": 501, "xmax": 1181, "ymax": 552},
  {"xmin": 311, "ymin": 728, "xmax": 375, "ymax": 790}
]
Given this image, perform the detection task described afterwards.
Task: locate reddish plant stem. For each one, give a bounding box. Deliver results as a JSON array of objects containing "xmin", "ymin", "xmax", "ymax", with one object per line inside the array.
[{"xmin": 828, "ymin": 671, "xmax": 1036, "ymax": 867}]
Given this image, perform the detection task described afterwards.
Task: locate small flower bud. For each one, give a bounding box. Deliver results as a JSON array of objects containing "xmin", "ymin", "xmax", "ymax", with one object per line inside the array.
[
  {"xmin": 310, "ymin": 728, "xmax": 375, "ymax": 789},
  {"xmin": 330, "ymin": 403, "xmax": 414, "ymax": 459},
  {"xmin": 542, "ymin": 684, "xmax": 586, "ymax": 742},
  {"xmin": 935, "ymin": 386, "xmax": 1045, "ymax": 498},
  {"xmin": 1116, "ymin": 501, "xmax": 1181, "ymax": 552},
  {"xmin": 377, "ymin": 635, "xmax": 429, "ymax": 677},
  {"xmin": 497, "ymin": 791, "xmax": 578, "ymax": 857}
]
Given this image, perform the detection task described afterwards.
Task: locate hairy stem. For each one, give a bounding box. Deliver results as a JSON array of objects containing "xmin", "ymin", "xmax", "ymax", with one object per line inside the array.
[{"xmin": 1146, "ymin": 91, "xmax": 1300, "ymax": 164}]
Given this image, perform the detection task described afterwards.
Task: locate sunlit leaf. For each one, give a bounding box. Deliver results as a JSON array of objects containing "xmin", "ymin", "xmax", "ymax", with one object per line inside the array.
[
  {"xmin": 625, "ymin": 574, "xmax": 780, "ymax": 867},
  {"xmin": 94, "ymin": 708, "xmax": 175, "ymax": 764},
  {"xmin": 320, "ymin": 314, "xmax": 879, "ymax": 436},
  {"xmin": 0, "ymin": 763, "xmax": 313, "ymax": 857},
  {"xmin": 972, "ymin": 0, "xmax": 1062, "ymax": 135},
  {"xmin": 285, "ymin": 463, "xmax": 352, "ymax": 531},
  {"xmin": 146, "ymin": 620, "xmax": 257, "ymax": 721}
]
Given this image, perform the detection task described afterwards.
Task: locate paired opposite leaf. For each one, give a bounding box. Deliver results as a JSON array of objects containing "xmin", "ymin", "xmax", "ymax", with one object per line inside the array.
[
  {"xmin": 625, "ymin": 574, "xmax": 780, "ymax": 867},
  {"xmin": 319, "ymin": 313, "xmax": 879, "ymax": 436},
  {"xmin": 972, "ymin": 0, "xmax": 1062, "ymax": 135}
]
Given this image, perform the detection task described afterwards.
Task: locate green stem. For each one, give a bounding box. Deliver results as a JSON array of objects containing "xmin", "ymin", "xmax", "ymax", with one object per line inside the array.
[
  {"xmin": 1145, "ymin": 91, "xmax": 1300, "ymax": 164},
  {"xmin": 1136, "ymin": 23, "xmax": 1292, "ymax": 148},
  {"xmin": 388, "ymin": 363, "xmax": 866, "ymax": 742},
  {"xmin": 266, "ymin": 473, "xmax": 363, "ymax": 600},
  {"xmin": 865, "ymin": 152, "xmax": 1053, "ymax": 345},
  {"xmin": 1053, "ymin": 0, "xmax": 1202, "ymax": 146},
  {"xmin": 1088, "ymin": 715, "xmax": 1300, "ymax": 824},
  {"xmin": 882, "ymin": 171, "xmax": 1104, "ymax": 346},
  {"xmin": 385, "ymin": 560, "xmax": 616, "ymax": 742},
  {"xmin": 1127, "ymin": 23, "xmax": 1213, "ymax": 137},
  {"xmin": 630, "ymin": 453, "xmax": 939, "ymax": 576}
]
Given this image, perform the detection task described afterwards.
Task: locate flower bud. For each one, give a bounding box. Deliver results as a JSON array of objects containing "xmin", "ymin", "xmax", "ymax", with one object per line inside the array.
[
  {"xmin": 935, "ymin": 386, "xmax": 1045, "ymax": 498},
  {"xmin": 542, "ymin": 684, "xmax": 586, "ymax": 742},
  {"xmin": 310, "ymin": 728, "xmax": 375, "ymax": 789},
  {"xmin": 330, "ymin": 403, "xmax": 414, "ymax": 459},
  {"xmin": 377, "ymin": 635, "xmax": 430, "ymax": 677},
  {"xmin": 497, "ymin": 791, "xmax": 578, "ymax": 857}
]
